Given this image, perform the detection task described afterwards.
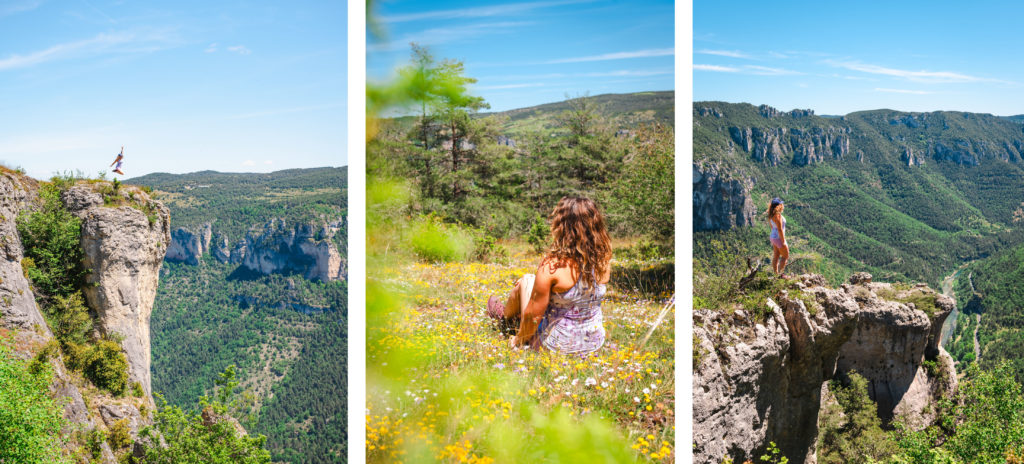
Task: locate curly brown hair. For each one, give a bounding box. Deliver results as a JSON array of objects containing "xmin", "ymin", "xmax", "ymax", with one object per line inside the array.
[{"xmin": 546, "ymin": 196, "xmax": 612, "ymax": 290}]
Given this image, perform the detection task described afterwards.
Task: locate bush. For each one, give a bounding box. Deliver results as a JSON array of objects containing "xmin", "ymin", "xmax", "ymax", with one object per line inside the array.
[
  {"xmin": 0, "ymin": 343, "xmax": 69, "ymax": 463},
  {"xmin": 408, "ymin": 216, "xmax": 474, "ymax": 262},
  {"xmin": 526, "ymin": 214, "xmax": 549, "ymax": 254},
  {"xmin": 108, "ymin": 418, "xmax": 132, "ymax": 450},
  {"xmin": 16, "ymin": 182, "xmax": 87, "ymax": 299},
  {"xmin": 46, "ymin": 292, "xmax": 93, "ymax": 348},
  {"xmin": 817, "ymin": 371, "xmax": 895, "ymax": 464},
  {"xmin": 137, "ymin": 366, "xmax": 271, "ymax": 464},
  {"xmin": 78, "ymin": 339, "xmax": 129, "ymax": 396}
]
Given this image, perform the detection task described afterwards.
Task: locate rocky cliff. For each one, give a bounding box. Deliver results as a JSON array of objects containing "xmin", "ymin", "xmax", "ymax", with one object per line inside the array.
[
  {"xmin": 63, "ymin": 184, "xmax": 171, "ymax": 396},
  {"xmin": 693, "ymin": 273, "xmax": 957, "ymax": 464},
  {"xmin": 0, "ymin": 172, "xmax": 169, "ymax": 462},
  {"xmin": 693, "ymin": 162, "xmax": 756, "ymax": 231},
  {"xmin": 164, "ymin": 218, "xmax": 345, "ymax": 282}
]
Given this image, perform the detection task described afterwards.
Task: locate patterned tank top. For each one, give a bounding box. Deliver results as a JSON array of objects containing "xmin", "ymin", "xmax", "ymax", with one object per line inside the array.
[
  {"xmin": 533, "ymin": 273, "xmax": 606, "ymax": 354},
  {"xmin": 770, "ymin": 215, "xmax": 786, "ymax": 239}
]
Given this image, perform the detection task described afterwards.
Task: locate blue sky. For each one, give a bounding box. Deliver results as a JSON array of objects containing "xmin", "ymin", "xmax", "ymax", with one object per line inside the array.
[
  {"xmin": 367, "ymin": 0, "xmax": 674, "ymax": 114},
  {"xmin": 695, "ymin": 1, "xmax": 1024, "ymax": 116},
  {"xmin": 0, "ymin": 1, "xmax": 346, "ymax": 180}
]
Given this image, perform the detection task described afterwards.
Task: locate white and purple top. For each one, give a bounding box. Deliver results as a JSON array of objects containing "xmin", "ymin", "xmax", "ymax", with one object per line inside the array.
[{"xmin": 533, "ymin": 276, "xmax": 606, "ymax": 354}]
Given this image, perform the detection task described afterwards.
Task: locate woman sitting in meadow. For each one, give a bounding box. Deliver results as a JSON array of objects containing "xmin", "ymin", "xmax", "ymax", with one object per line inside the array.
[{"xmin": 486, "ymin": 196, "xmax": 612, "ymax": 354}]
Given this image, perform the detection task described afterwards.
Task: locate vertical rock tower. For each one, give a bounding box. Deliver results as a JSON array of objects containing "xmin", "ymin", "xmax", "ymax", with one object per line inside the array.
[{"xmin": 62, "ymin": 184, "xmax": 171, "ymax": 396}]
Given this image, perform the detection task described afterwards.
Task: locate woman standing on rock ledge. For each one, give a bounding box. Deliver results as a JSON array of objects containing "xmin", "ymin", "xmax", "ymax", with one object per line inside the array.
[{"xmin": 768, "ymin": 197, "xmax": 790, "ymax": 278}]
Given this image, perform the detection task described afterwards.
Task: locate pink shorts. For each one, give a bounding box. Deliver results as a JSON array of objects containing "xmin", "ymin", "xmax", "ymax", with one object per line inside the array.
[{"xmin": 770, "ymin": 236, "xmax": 785, "ymax": 249}]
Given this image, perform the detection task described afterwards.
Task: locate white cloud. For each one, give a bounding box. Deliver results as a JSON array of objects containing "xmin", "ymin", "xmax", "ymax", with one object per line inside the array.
[
  {"xmin": 242, "ymin": 159, "xmax": 256, "ymax": 166},
  {"xmin": 694, "ymin": 64, "xmax": 739, "ymax": 73},
  {"xmin": 546, "ymin": 48, "xmax": 674, "ymax": 64},
  {"xmin": 227, "ymin": 102, "xmax": 345, "ymax": 120},
  {"xmin": 205, "ymin": 43, "xmax": 217, "ymax": 53},
  {"xmin": 0, "ymin": 0, "xmax": 42, "ymax": 17},
  {"xmin": 874, "ymin": 88, "xmax": 932, "ymax": 95},
  {"xmin": 693, "ymin": 64, "xmax": 797, "ymax": 76},
  {"xmin": 227, "ymin": 45, "xmax": 251, "ymax": 55},
  {"xmin": 0, "ymin": 30, "xmax": 177, "ymax": 71},
  {"xmin": 369, "ymin": 22, "xmax": 531, "ymax": 52},
  {"xmin": 263, "ymin": 160, "xmax": 273, "ymax": 165},
  {"xmin": 745, "ymin": 65, "xmax": 800, "ymax": 76},
  {"xmin": 475, "ymin": 83, "xmax": 545, "ymax": 90},
  {"xmin": 828, "ymin": 60, "xmax": 1010, "ymax": 84},
  {"xmin": 696, "ymin": 49, "xmax": 750, "ymax": 59},
  {"xmin": 582, "ymin": 69, "xmax": 672, "ymax": 77},
  {"xmin": 381, "ymin": 0, "xmax": 593, "ymax": 23}
]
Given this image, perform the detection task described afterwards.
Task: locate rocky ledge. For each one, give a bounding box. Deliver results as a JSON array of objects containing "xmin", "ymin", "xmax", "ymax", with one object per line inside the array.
[{"xmin": 693, "ymin": 273, "xmax": 957, "ymax": 464}]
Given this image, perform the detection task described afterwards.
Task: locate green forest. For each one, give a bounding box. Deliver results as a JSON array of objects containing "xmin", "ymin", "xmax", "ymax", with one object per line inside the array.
[{"xmin": 130, "ymin": 168, "xmax": 347, "ymax": 463}]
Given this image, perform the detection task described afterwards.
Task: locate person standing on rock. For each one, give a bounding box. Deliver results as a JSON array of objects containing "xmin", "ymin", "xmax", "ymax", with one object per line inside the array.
[
  {"xmin": 485, "ymin": 196, "xmax": 612, "ymax": 354},
  {"xmin": 110, "ymin": 146, "xmax": 125, "ymax": 175},
  {"xmin": 768, "ymin": 197, "xmax": 790, "ymax": 278}
]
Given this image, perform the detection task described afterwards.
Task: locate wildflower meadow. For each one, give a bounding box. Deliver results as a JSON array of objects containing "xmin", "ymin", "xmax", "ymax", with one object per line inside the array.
[{"xmin": 366, "ymin": 244, "xmax": 674, "ymax": 463}]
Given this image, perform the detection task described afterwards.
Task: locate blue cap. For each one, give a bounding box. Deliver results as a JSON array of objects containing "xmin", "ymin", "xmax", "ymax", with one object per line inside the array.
[{"xmin": 771, "ymin": 197, "xmax": 784, "ymax": 205}]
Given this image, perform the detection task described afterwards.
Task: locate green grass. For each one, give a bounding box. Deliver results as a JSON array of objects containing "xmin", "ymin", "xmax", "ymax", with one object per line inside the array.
[{"xmin": 367, "ymin": 242, "xmax": 674, "ymax": 463}]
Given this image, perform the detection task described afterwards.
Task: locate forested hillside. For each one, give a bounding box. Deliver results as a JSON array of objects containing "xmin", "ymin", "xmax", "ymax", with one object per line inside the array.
[
  {"xmin": 694, "ymin": 101, "xmax": 1024, "ymax": 287},
  {"xmin": 127, "ymin": 168, "xmax": 347, "ymax": 463}
]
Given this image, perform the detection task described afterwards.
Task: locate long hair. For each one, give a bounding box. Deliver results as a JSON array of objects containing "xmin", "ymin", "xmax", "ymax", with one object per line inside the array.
[
  {"xmin": 546, "ymin": 196, "xmax": 612, "ymax": 290},
  {"xmin": 767, "ymin": 200, "xmax": 782, "ymax": 221}
]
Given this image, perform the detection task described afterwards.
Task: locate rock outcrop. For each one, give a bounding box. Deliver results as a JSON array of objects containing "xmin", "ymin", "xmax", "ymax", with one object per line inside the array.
[
  {"xmin": 0, "ymin": 174, "xmax": 170, "ymax": 463},
  {"xmin": 728, "ymin": 125, "xmax": 851, "ymax": 166},
  {"xmin": 240, "ymin": 219, "xmax": 345, "ymax": 282},
  {"xmin": 693, "ymin": 163, "xmax": 756, "ymax": 231},
  {"xmin": 62, "ymin": 184, "xmax": 170, "ymax": 397},
  {"xmin": 165, "ymin": 223, "xmax": 212, "ymax": 265},
  {"xmin": 693, "ymin": 274, "xmax": 956, "ymax": 464},
  {"xmin": 163, "ymin": 218, "xmax": 345, "ymax": 282}
]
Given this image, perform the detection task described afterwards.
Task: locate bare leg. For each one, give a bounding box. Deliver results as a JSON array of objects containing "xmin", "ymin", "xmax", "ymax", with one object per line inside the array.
[
  {"xmin": 778, "ymin": 248, "xmax": 789, "ymax": 276},
  {"xmin": 503, "ymin": 281, "xmax": 522, "ymax": 319},
  {"xmin": 771, "ymin": 247, "xmax": 781, "ymax": 275}
]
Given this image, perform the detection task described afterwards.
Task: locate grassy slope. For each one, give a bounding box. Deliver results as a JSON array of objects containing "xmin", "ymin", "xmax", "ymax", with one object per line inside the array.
[{"xmin": 367, "ymin": 245, "xmax": 674, "ymax": 463}]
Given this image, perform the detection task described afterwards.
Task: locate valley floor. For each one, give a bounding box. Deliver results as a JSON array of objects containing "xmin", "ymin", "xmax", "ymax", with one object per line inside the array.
[{"xmin": 366, "ymin": 251, "xmax": 674, "ymax": 462}]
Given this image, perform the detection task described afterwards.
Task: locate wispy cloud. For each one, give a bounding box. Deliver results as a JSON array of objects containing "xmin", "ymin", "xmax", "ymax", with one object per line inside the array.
[
  {"xmin": 696, "ymin": 49, "xmax": 750, "ymax": 59},
  {"xmin": 381, "ymin": 0, "xmax": 593, "ymax": 23},
  {"xmin": 205, "ymin": 43, "xmax": 218, "ymax": 53},
  {"xmin": 475, "ymin": 83, "xmax": 545, "ymax": 90},
  {"xmin": 370, "ymin": 21, "xmax": 531, "ymax": 52},
  {"xmin": 0, "ymin": 0, "xmax": 42, "ymax": 17},
  {"xmin": 227, "ymin": 102, "xmax": 344, "ymax": 120},
  {"xmin": 546, "ymin": 48, "xmax": 674, "ymax": 64},
  {"xmin": 745, "ymin": 65, "xmax": 800, "ymax": 76},
  {"xmin": 875, "ymin": 88, "xmax": 933, "ymax": 95},
  {"xmin": 694, "ymin": 64, "xmax": 739, "ymax": 73},
  {"xmin": 582, "ymin": 69, "xmax": 672, "ymax": 77},
  {"xmin": 0, "ymin": 31, "xmax": 177, "ymax": 71},
  {"xmin": 227, "ymin": 45, "xmax": 251, "ymax": 55},
  {"xmin": 242, "ymin": 159, "xmax": 256, "ymax": 166},
  {"xmin": 829, "ymin": 60, "xmax": 1010, "ymax": 84}
]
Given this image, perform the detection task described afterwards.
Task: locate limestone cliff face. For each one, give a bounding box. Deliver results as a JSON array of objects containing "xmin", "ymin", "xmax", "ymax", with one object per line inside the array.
[
  {"xmin": 62, "ymin": 184, "xmax": 171, "ymax": 397},
  {"xmin": 240, "ymin": 218, "xmax": 345, "ymax": 282},
  {"xmin": 165, "ymin": 222, "xmax": 212, "ymax": 265},
  {"xmin": 693, "ymin": 274, "xmax": 956, "ymax": 464},
  {"xmin": 164, "ymin": 218, "xmax": 345, "ymax": 282},
  {"xmin": 693, "ymin": 162, "xmax": 756, "ymax": 231},
  {"xmin": 0, "ymin": 175, "xmax": 169, "ymax": 462}
]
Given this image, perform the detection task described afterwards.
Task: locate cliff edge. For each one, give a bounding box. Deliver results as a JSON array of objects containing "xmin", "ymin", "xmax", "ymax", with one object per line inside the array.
[{"xmin": 693, "ymin": 273, "xmax": 957, "ymax": 464}]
